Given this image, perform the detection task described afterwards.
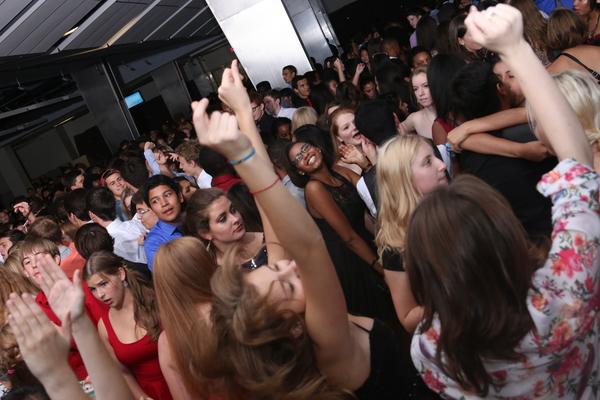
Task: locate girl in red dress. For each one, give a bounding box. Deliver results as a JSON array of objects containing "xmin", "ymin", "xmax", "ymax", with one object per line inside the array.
[{"xmin": 84, "ymin": 251, "xmax": 172, "ymax": 400}]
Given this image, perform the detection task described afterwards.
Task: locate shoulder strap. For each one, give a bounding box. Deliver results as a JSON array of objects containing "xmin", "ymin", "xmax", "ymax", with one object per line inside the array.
[{"xmin": 559, "ymin": 53, "xmax": 600, "ymax": 82}]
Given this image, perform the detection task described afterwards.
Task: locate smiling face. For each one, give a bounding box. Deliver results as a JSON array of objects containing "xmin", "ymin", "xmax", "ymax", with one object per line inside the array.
[
  {"xmin": 333, "ymin": 112, "xmax": 364, "ymax": 145},
  {"xmin": 200, "ymin": 196, "xmax": 246, "ymax": 245},
  {"xmin": 245, "ymin": 259, "xmax": 305, "ymax": 314},
  {"xmin": 288, "ymin": 142, "xmax": 323, "ymax": 174},
  {"xmin": 412, "ymin": 72, "xmax": 433, "ymax": 108},
  {"xmin": 105, "ymin": 172, "xmax": 126, "ymax": 198},
  {"xmin": 148, "ymin": 184, "xmax": 183, "ymax": 223},
  {"xmin": 412, "ymin": 142, "xmax": 448, "ymax": 194},
  {"xmin": 263, "ymin": 95, "xmax": 278, "ymax": 115},
  {"xmin": 87, "ymin": 269, "xmax": 126, "ymax": 308}
]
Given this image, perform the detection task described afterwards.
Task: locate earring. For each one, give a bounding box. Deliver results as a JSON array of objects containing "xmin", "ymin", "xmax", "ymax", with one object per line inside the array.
[
  {"xmin": 206, "ymin": 240, "xmax": 212, "ymax": 252},
  {"xmin": 298, "ymin": 170, "xmax": 305, "ymax": 175},
  {"xmin": 123, "ymin": 280, "xmax": 129, "ymax": 288}
]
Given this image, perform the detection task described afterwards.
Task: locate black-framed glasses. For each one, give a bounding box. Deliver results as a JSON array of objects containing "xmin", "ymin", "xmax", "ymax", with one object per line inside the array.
[{"xmin": 292, "ymin": 143, "xmax": 311, "ymax": 166}]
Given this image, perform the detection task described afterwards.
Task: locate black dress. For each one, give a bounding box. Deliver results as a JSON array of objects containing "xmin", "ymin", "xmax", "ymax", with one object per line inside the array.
[
  {"xmin": 353, "ymin": 320, "xmax": 441, "ymax": 400},
  {"xmin": 311, "ymin": 171, "xmax": 395, "ymax": 323}
]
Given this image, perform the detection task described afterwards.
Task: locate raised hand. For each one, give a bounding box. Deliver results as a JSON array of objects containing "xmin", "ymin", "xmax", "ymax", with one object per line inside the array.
[
  {"xmin": 192, "ymin": 100, "xmax": 252, "ymax": 162},
  {"xmin": 36, "ymin": 253, "xmax": 85, "ymax": 324},
  {"xmin": 355, "ymin": 63, "xmax": 365, "ymax": 75},
  {"xmin": 218, "ymin": 60, "xmax": 252, "ymax": 114},
  {"xmin": 6, "ymin": 293, "xmax": 71, "ymax": 381},
  {"xmin": 339, "ymin": 143, "xmax": 369, "ymax": 168},
  {"xmin": 464, "ymin": 4, "xmax": 524, "ymax": 56}
]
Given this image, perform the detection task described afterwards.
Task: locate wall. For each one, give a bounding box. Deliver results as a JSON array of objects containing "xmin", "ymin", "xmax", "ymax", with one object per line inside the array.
[
  {"xmin": 14, "ymin": 130, "xmax": 73, "ymax": 179},
  {"xmin": 321, "ymin": 0, "xmax": 358, "ymax": 13}
]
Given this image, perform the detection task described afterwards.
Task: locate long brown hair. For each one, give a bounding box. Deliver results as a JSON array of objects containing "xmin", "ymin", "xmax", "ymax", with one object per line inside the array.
[
  {"xmin": 405, "ymin": 175, "xmax": 542, "ymax": 396},
  {"xmin": 0, "ymin": 268, "xmax": 38, "ymax": 371},
  {"xmin": 184, "ymin": 188, "xmax": 226, "ymax": 246},
  {"xmin": 205, "ymin": 256, "xmax": 352, "ymax": 400},
  {"xmin": 153, "ymin": 237, "xmax": 219, "ymax": 398},
  {"xmin": 505, "ymin": 0, "xmax": 548, "ymax": 56},
  {"xmin": 84, "ymin": 251, "xmax": 161, "ymax": 341}
]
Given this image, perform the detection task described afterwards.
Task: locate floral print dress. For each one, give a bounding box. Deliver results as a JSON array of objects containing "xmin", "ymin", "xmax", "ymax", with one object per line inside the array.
[{"xmin": 411, "ymin": 159, "xmax": 600, "ymax": 399}]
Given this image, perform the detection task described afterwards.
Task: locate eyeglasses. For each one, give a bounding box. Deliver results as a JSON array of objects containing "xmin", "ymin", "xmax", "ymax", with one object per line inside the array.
[
  {"xmin": 137, "ymin": 208, "xmax": 152, "ymax": 216},
  {"xmin": 292, "ymin": 143, "xmax": 311, "ymax": 166}
]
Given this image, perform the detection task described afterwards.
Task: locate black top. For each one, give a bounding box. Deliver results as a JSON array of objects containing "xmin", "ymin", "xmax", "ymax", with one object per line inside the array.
[
  {"xmin": 459, "ymin": 123, "xmax": 556, "ymax": 239},
  {"xmin": 353, "ymin": 319, "xmax": 439, "ymax": 399},
  {"xmin": 240, "ymin": 244, "xmax": 268, "ymax": 270},
  {"xmin": 381, "ymin": 248, "xmax": 404, "ymax": 272},
  {"xmin": 257, "ymin": 113, "xmax": 276, "ymax": 145}
]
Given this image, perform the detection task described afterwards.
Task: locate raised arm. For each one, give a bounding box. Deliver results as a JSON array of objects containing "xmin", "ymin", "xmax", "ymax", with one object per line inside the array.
[
  {"xmin": 191, "ymin": 104, "xmax": 351, "ymax": 361},
  {"xmin": 215, "ymin": 60, "xmax": 285, "ymax": 262},
  {"xmin": 465, "ymin": 5, "xmax": 592, "ymax": 164}
]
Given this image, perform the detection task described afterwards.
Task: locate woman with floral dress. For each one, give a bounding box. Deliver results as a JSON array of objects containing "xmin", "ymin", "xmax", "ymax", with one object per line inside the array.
[{"xmin": 406, "ymin": 5, "xmax": 599, "ymax": 399}]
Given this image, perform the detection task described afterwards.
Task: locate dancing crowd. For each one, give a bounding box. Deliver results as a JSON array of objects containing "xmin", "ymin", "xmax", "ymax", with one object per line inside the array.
[{"xmin": 0, "ymin": 1, "xmax": 598, "ymax": 399}]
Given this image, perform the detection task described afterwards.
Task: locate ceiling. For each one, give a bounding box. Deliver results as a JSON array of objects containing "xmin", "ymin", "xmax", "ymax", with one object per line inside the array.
[
  {"xmin": 0, "ymin": 0, "xmax": 221, "ymax": 57},
  {"xmin": 0, "ymin": 0, "xmax": 225, "ymax": 147}
]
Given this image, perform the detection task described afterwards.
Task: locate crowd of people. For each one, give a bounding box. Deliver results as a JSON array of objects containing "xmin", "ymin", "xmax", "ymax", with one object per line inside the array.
[{"xmin": 0, "ymin": 0, "xmax": 598, "ymax": 399}]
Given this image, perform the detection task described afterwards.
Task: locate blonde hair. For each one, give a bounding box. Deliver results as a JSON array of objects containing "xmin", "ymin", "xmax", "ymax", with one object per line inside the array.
[
  {"xmin": 3, "ymin": 242, "xmax": 24, "ymax": 275},
  {"xmin": 527, "ymin": 70, "xmax": 600, "ymax": 153},
  {"xmin": 376, "ymin": 135, "xmax": 429, "ymax": 256},
  {"xmin": 553, "ymin": 70, "xmax": 600, "ymax": 151},
  {"xmin": 291, "ymin": 107, "xmax": 318, "ymax": 134}
]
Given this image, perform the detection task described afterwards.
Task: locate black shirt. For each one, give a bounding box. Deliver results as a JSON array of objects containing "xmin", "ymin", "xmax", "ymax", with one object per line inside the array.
[{"xmin": 459, "ymin": 123, "xmax": 556, "ymax": 239}]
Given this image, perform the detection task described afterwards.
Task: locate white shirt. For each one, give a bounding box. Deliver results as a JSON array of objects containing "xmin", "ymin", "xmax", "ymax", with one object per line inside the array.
[
  {"xmin": 282, "ymin": 175, "xmax": 306, "ymax": 208},
  {"xmin": 106, "ymin": 218, "xmax": 147, "ymax": 264},
  {"xmin": 196, "ymin": 170, "xmax": 213, "ymax": 189},
  {"xmin": 356, "ymin": 177, "xmax": 377, "ymax": 218},
  {"xmin": 277, "ymin": 107, "xmax": 297, "ymax": 120}
]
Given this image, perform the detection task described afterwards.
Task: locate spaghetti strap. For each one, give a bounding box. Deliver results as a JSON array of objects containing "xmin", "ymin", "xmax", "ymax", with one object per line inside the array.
[
  {"xmin": 352, "ymin": 321, "xmax": 372, "ymax": 334},
  {"xmin": 559, "ymin": 52, "xmax": 600, "ymax": 83}
]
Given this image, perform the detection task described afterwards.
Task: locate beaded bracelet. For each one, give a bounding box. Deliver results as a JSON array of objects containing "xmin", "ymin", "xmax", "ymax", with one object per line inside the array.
[
  {"xmin": 229, "ymin": 148, "xmax": 256, "ymax": 166},
  {"xmin": 250, "ymin": 177, "xmax": 280, "ymax": 196}
]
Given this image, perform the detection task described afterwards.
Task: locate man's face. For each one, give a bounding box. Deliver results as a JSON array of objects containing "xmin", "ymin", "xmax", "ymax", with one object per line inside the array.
[
  {"xmin": 251, "ymin": 102, "xmax": 264, "ymax": 122},
  {"xmin": 0, "ymin": 237, "xmax": 12, "ymax": 258},
  {"xmin": 282, "ymin": 68, "xmax": 295, "ymax": 84},
  {"xmin": 105, "ymin": 172, "xmax": 126, "ymax": 198},
  {"xmin": 148, "ymin": 184, "xmax": 183, "ymax": 223},
  {"xmin": 295, "ymin": 79, "xmax": 311, "ymax": 98},
  {"xmin": 0, "ymin": 211, "xmax": 8, "ymax": 224},
  {"xmin": 407, "ymin": 15, "xmax": 421, "ymax": 29},
  {"xmin": 412, "ymin": 51, "xmax": 431, "ymax": 68},
  {"xmin": 263, "ymin": 96, "xmax": 278, "ymax": 115},
  {"xmin": 178, "ymin": 157, "xmax": 197, "ymax": 177}
]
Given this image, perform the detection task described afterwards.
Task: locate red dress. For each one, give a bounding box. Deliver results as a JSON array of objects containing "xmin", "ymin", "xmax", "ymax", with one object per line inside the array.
[{"xmin": 101, "ymin": 314, "xmax": 172, "ymax": 400}]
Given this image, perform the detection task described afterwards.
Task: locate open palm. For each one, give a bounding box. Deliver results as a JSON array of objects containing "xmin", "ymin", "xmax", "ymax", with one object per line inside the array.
[{"xmin": 36, "ymin": 254, "xmax": 85, "ymax": 323}]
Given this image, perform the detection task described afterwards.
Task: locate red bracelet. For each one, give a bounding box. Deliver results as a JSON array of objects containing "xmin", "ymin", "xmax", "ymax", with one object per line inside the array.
[{"xmin": 250, "ymin": 177, "xmax": 280, "ymax": 195}]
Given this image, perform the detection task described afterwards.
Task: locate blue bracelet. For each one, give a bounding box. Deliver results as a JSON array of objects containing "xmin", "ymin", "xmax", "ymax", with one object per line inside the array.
[{"xmin": 229, "ymin": 148, "xmax": 256, "ymax": 165}]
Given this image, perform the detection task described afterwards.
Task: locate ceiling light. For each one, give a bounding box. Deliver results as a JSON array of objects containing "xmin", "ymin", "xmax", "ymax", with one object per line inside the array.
[{"xmin": 63, "ymin": 27, "xmax": 78, "ymax": 37}]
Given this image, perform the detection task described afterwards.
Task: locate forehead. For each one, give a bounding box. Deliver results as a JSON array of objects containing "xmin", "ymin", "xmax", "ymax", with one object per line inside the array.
[
  {"xmin": 87, "ymin": 272, "xmax": 112, "ymax": 285},
  {"xmin": 493, "ymin": 61, "xmax": 509, "ymax": 75},
  {"xmin": 105, "ymin": 172, "xmax": 121, "ymax": 183},
  {"xmin": 244, "ymin": 266, "xmax": 277, "ymax": 296},
  {"xmin": 207, "ymin": 196, "xmax": 231, "ymax": 217},
  {"xmin": 413, "ymin": 141, "xmax": 433, "ymax": 161},
  {"xmin": 149, "ymin": 184, "xmax": 173, "ymax": 197},
  {"xmin": 412, "ymin": 73, "xmax": 427, "ymax": 85},
  {"xmin": 336, "ymin": 112, "xmax": 354, "ymax": 125}
]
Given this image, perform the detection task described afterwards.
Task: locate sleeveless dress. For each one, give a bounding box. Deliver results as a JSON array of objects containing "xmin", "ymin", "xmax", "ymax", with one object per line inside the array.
[
  {"xmin": 353, "ymin": 320, "xmax": 440, "ymax": 400},
  {"xmin": 101, "ymin": 314, "xmax": 172, "ymax": 400},
  {"xmin": 311, "ymin": 171, "xmax": 396, "ymax": 323}
]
